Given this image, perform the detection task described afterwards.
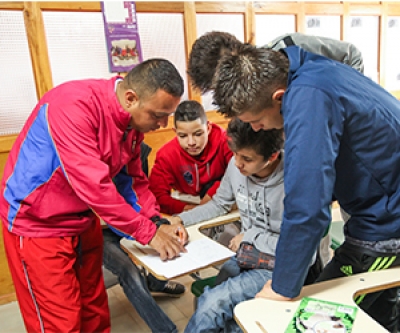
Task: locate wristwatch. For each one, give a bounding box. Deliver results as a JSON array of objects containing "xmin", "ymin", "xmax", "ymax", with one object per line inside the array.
[{"xmin": 150, "ymin": 216, "xmax": 171, "ymax": 229}]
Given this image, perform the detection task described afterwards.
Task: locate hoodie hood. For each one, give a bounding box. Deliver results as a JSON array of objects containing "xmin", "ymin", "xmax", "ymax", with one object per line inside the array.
[
  {"xmin": 247, "ymin": 153, "xmax": 284, "ymax": 189},
  {"xmin": 282, "ymin": 46, "xmax": 339, "ymax": 88}
]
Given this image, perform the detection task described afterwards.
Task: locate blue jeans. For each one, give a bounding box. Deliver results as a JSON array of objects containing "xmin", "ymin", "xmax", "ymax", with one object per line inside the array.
[
  {"xmin": 102, "ymin": 229, "xmax": 177, "ymax": 333},
  {"xmin": 215, "ymin": 256, "xmax": 242, "ymax": 285},
  {"xmin": 184, "ymin": 268, "xmax": 273, "ymax": 333}
]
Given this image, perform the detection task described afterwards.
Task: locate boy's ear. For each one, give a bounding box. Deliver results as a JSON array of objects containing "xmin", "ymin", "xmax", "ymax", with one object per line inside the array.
[
  {"xmin": 268, "ymin": 151, "xmax": 280, "ymax": 163},
  {"xmin": 172, "ymin": 127, "xmax": 177, "ymax": 134},
  {"xmin": 272, "ymin": 89, "xmax": 285, "ymax": 104}
]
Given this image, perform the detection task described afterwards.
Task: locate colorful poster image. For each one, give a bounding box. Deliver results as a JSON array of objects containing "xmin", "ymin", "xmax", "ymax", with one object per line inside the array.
[
  {"xmin": 285, "ymin": 297, "xmax": 358, "ymax": 333},
  {"xmin": 101, "ymin": 1, "xmax": 143, "ymax": 73}
]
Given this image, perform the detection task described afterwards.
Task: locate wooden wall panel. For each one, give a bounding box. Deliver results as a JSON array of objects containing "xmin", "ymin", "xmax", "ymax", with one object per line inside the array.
[
  {"xmin": 303, "ymin": 3, "xmax": 343, "ymax": 14},
  {"xmin": 195, "ymin": 1, "xmax": 247, "ymax": 13},
  {"xmin": 183, "ymin": 1, "xmax": 201, "ymax": 102},
  {"xmin": 253, "ymin": 2, "xmax": 301, "ymax": 14},
  {"xmin": 296, "ymin": 2, "xmax": 306, "ymax": 33},
  {"xmin": 0, "ymin": 227, "xmax": 16, "ymax": 305},
  {"xmin": 23, "ymin": 1, "xmax": 53, "ymax": 99},
  {"xmin": 0, "ymin": 2, "xmax": 24, "ymax": 10},
  {"xmin": 244, "ymin": 1, "xmax": 256, "ymax": 44},
  {"xmin": 0, "ymin": 136, "xmax": 17, "ymax": 305}
]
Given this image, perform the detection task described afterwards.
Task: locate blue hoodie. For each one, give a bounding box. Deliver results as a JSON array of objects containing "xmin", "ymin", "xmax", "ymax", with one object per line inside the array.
[{"xmin": 272, "ymin": 46, "xmax": 400, "ymax": 298}]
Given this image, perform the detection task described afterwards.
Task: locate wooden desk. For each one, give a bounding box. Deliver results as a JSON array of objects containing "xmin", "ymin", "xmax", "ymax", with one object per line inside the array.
[
  {"xmin": 234, "ymin": 266, "xmax": 400, "ymax": 333},
  {"xmin": 120, "ymin": 210, "xmax": 240, "ymax": 280}
]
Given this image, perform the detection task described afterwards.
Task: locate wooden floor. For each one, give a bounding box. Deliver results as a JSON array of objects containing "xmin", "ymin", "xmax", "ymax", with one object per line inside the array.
[{"xmin": 0, "ymin": 268, "xmax": 218, "ymax": 333}]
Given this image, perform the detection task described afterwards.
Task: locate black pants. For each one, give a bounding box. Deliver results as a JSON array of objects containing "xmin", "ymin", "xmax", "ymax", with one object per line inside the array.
[
  {"xmin": 316, "ymin": 241, "xmax": 400, "ymax": 333},
  {"xmin": 304, "ymin": 248, "xmax": 324, "ymax": 286}
]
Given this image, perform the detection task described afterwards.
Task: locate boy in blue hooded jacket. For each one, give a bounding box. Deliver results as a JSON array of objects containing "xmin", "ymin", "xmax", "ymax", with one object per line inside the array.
[{"xmin": 208, "ymin": 42, "xmax": 400, "ymax": 333}]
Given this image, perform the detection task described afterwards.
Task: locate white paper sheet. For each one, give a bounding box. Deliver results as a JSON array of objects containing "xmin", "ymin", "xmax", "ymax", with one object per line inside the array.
[{"xmin": 138, "ymin": 238, "xmax": 235, "ymax": 279}]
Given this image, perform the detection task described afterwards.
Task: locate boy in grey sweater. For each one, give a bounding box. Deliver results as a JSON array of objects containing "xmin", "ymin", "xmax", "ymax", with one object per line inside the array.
[
  {"xmin": 170, "ymin": 118, "xmax": 291, "ymax": 332},
  {"xmin": 176, "ymin": 118, "xmax": 284, "ymax": 282}
]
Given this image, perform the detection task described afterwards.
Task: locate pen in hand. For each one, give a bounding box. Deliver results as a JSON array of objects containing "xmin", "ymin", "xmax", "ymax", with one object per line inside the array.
[{"xmin": 177, "ymin": 226, "xmax": 185, "ymax": 245}]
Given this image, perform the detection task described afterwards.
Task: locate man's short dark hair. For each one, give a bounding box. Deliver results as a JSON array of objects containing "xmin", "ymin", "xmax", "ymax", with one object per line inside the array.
[
  {"xmin": 213, "ymin": 44, "xmax": 289, "ymax": 117},
  {"xmin": 227, "ymin": 118, "xmax": 283, "ymax": 161},
  {"xmin": 174, "ymin": 100, "xmax": 207, "ymax": 127},
  {"xmin": 123, "ymin": 58, "xmax": 184, "ymax": 99},
  {"xmin": 188, "ymin": 31, "xmax": 242, "ymax": 94}
]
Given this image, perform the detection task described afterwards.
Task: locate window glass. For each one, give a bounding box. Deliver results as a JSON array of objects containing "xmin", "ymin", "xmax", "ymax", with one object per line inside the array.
[{"xmin": 0, "ymin": 11, "xmax": 37, "ymax": 135}]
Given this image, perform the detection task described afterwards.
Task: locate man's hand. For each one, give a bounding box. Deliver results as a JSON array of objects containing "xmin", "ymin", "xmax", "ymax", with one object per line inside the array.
[
  {"xmin": 255, "ymin": 280, "xmax": 292, "ymax": 301},
  {"xmin": 148, "ymin": 224, "xmax": 188, "ymax": 261},
  {"xmin": 229, "ymin": 233, "xmax": 244, "ymax": 252},
  {"xmin": 200, "ymin": 194, "xmax": 212, "ymax": 205}
]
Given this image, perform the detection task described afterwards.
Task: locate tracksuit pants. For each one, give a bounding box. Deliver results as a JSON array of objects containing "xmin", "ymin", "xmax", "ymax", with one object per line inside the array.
[{"xmin": 2, "ymin": 220, "xmax": 110, "ymax": 333}]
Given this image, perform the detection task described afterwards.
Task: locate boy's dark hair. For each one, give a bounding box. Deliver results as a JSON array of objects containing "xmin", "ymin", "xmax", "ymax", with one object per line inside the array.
[
  {"xmin": 227, "ymin": 118, "xmax": 283, "ymax": 160},
  {"xmin": 188, "ymin": 31, "xmax": 242, "ymax": 94},
  {"xmin": 174, "ymin": 100, "xmax": 207, "ymax": 127},
  {"xmin": 213, "ymin": 44, "xmax": 289, "ymax": 117},
  {"xmin": 123, "ymin": 58, "xmax": 184, "ymax": 99}
]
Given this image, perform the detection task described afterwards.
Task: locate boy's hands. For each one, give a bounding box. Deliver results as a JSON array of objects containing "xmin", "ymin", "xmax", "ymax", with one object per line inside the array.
[
  {"xmin": 228, "ymin": 233, "xmax": 244, "ymax": 252},
  {"xmin": 148, "ymin": 224, "xmax": 188, "ymax": 261},
  {"xmin": 168, "ymin": 216, "xmax": 183, "ymax": 225},
  {"xmin": 200, "ymin": 194, "xmax": 212, "ymax": 205},
  {"xmin": 255, "ymin": 280, "xmax": 292, "ymax": 301},
  {"xmin": 176, "ymin": 225, "xmax": 188, "ymax": 245}
]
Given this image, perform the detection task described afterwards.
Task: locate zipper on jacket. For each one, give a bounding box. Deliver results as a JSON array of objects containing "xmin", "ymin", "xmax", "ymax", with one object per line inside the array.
[{"xmin": 195, "ymin": 164, "xmax": 200, "ymax": 192}]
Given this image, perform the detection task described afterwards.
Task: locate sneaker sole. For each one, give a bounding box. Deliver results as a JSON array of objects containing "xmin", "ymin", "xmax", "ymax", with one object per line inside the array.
[{"xmin": 150, "ymin": 291, "xmax": 185, "ymax": 298}]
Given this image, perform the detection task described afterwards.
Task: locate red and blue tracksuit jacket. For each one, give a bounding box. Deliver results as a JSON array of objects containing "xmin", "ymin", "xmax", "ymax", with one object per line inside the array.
[{"xmin": 0, "ymin": 77, "xmax": 158, "ymax": 244}]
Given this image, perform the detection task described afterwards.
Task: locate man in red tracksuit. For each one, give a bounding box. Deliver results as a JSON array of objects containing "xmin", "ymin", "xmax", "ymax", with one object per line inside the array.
[
  {"xmin": 149, "ymin": 100, "xmax": 233, "ymax": 215},
  {"xmin": 0, "ymin": 59, "xmax": 188, "ymax": 333}
]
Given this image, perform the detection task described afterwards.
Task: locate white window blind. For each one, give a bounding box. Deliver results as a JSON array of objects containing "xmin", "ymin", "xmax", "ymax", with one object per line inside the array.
[
  {"xmin": 385, "ymin": 17, "xmax": 400, "ymax": 90},
  {"xmin": 255, "ymin": 14, "xmax": 296, "ymax": 47},
  {"xmin": 305, "ymin": 15, "xmax": 340, "ymax": 40},
  {"xmin": 0, "ymin": 11, "xmax": 38, "ymax": 135},
  {"xmin": 43, "ymin": 12, "xmax": 114, "ymax": 87},
  {"xmin": 137, "ymin": 13, "xmax": 188, "ymax": 102},
  {"xmin": 347, "ymin": 16, "xmax": 379, "ymax": 82},
  {"xmin": 196, "ymin": 13, "xmax": 245, "ymax": 111}
]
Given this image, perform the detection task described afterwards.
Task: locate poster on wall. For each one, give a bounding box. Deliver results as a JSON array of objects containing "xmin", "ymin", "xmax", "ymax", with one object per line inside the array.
[{"xmin": 101, "ymin": 1, "xmax": 143, "ymax": 73}]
